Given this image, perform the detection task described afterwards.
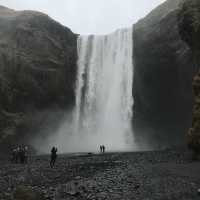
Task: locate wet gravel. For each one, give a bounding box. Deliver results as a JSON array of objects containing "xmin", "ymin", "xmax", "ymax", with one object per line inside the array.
[{"xmin": 0, "ymin": 149, "xmax": 200, "ymax": 200}]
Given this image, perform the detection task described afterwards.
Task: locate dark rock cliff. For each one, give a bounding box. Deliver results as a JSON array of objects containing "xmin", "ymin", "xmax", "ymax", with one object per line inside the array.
[
  {"xmin": 0, "ymin": 6, "xmax": 77, "ymax": 149},
  {"xmin": 178, "ymin": 0, "xmax": 200, "ymax": 154},
  {"xmin": 133, "ymin": 0, "xmax": 194, "ymax": 147}
]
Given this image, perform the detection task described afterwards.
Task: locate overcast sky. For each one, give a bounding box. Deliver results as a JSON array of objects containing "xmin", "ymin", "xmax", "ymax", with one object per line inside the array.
[{"xmin": 0, "ymin": 0, "xmax": 166, "ymax": 34}]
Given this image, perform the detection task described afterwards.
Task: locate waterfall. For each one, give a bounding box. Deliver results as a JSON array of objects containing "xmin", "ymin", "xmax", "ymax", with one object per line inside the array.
[{"xmin": 74, "ymin": 27, "xmax": 134, "ymax": 152}]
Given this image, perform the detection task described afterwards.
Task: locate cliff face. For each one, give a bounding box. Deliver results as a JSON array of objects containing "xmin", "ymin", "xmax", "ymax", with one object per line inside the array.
[
  {"xmin": 133, "ymin": 0, "xmax": 194, "ymax": 147},
  {"xmin": 0, "ymin": 6, "xmax": 77, "ymax": 149},
  {"xmin": 178, "ymin": 0, "xmax": 200, "ymax": 153},
  {"xmin": 0, "ymin": 6, "xmax": 77, "ymax": 110}
]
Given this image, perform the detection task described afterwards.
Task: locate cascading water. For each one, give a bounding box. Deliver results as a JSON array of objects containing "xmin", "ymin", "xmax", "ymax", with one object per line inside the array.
[
  {"xmin": 73, "ymin": 27, "xmax": 135, "ymax": 152},
  {"xmin": 33, "ymin": 27, "xmax": 135, "ymax": 153}
]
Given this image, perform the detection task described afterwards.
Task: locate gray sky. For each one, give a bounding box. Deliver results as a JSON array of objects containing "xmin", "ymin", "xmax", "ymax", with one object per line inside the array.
[{"xmin": 0, "ymin": 0, "xmax": 166, "ymax": 34}]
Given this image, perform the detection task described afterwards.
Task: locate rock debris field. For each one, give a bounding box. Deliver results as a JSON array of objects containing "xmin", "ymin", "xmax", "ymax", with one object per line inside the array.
[{"xmin": 0, "ymin": 149, "xmax": 200, "ymax": 200}]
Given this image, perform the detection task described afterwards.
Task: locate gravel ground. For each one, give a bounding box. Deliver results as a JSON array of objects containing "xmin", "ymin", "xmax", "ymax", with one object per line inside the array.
[{"xmin": 0, "ymin": 149, "xmax": 200, "ymax": 200}]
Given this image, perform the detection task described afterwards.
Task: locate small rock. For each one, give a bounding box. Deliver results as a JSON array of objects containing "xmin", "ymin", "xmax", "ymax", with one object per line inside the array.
[
  {"xmin": 75, "ymin": 176, "xmax": 81, "ymax": 180},
  {"xmin": 49, "ymin": 187, "xmax": 55, "ymax": 191},
  {"xmin": 65, "ymin": 181, "xmax": 80, "ymax": 196},
  {"xmin": 4, "ymin": 192, "xmax": 11, "ymax": 197},
  {"xmin": 97, "ymin": 192, "xmax": 107, "ymax": 199},
  {"xmin": 197, "ymin": 188, "xmax": 200, "ymax": 194},
  {"xmin": 14, "ymin": 185, "xmax": 44, "ymax": 200},
  {"xmin": 134, "ymin": 184, "xmax": 140, "ymax": 190},
  {"xmin": 114, "ymin": 160, "xmax": 123, "ymax": 163}
]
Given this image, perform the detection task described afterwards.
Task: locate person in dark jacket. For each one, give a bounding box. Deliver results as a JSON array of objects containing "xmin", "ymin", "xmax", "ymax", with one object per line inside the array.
[
  {"xmin": 100, "ymin": 145, "xmax": 102, "ymax": 153},
  {"xmin": 50, "ymin": 146, "xmax": 58, "ymax": 168},
  {"xmin": 102, "ymin": 145, "xmax": 105, "ymax": 153}
]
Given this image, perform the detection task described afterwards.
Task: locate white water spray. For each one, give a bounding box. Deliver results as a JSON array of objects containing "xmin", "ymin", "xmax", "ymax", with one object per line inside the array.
[
  {"xmin": 33, "ymin": 27, "xmax": 135, "ymax": 153},
  {"xmin": 72, "ymin": 27, "xmax": 135, "ymax": 152},
  {"xmin": 32, "ymin": 27, "xmax": 135, "ymax": 154}
]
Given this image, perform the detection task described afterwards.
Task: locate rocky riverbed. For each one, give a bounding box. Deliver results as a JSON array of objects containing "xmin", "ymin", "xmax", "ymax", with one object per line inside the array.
[{"xmin": 0, "ymin": 149, "xmax": 200, "ymax": 200}]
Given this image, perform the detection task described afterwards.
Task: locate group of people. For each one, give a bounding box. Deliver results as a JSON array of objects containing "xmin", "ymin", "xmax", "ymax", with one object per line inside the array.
[
  {"xmin": 11, "ymin": 145, "xmax": 106, "ymax": 167},
  {"xmin": 49, "ymin": 145, "xmax": 106, "ymax": 168},
  {"xmin": 11, "ymin": 145, "xmax": 57, "ymax": 167},
  {"xmin": 100, "ymin": 145, "xmax": 106, "ymax": 153},
  {"xmin": 11, "ymin": 146, "xmax": 29, "ymax": 164}
]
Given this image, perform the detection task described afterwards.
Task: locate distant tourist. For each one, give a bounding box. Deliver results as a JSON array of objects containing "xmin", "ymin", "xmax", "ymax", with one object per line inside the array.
[
  {"xmin": 24, "ymin": 146, "xmax": 29, "ymax": 164},
  {"xmin": 50, "ymin": 146, "xmax": 58, "ymax": 168},
  {"xmin": 11, "ymin": 145, "xmax": 29, "ymax": 164},
  {"xmin": 11, "ymin": 148, "xmax": 17, "ymax": 163},
  {"xmin": 99, "ymin": 145, "xmax": 105, "ymax": 153},
  {"xmin": 102, "ymin": 145, "xmax": 105, "ymax": 153},
  {"xmin": 19, "ymin": 146, "xmax": 28, "ymax": 164},
  {"xmin": 100, "ymin": 145, "xmax": 102, "ymax": 153},
  {"xmin": 16, "ymin": 146, "xmax": 20, "ymax": 163}
]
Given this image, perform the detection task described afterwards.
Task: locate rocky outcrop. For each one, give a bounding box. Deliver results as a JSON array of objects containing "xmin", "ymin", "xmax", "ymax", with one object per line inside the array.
[
  {"xmin": 133, "ymin": 0, "xmax": 194, "ymax": 147},
  {"xmin": 178, "ymin": 0, "xmax": 200, "ymax": 156},
  {"xmin": 0, "ymin": 6, "xmax": 77, "ymax": 110},
  {"xmin": 0, "ymin": 6, "xmax": 77, "ymax": 150}
]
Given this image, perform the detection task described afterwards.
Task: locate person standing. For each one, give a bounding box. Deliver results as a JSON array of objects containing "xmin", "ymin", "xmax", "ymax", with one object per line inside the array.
[
  {"xmin": 19, "ymin": 146, "xmax": 25, "ymax": 164},
  {"xmin": 50, "ymin": 146, "xmax": 58, "ymax": 168},
  {"xmin": 102, "ymin": 145, "xmax": 105, "ymax": 153},
  {"xmin": 100, "ymin": 145, "xmax": 102, "ymax": 153},
  {"xmin": 24, "ymin": 146, "xmax": 29, "ymax": 164},
  {"xmin": 11, "ymin": 148, "xmax": 17, "ymax": 163}
]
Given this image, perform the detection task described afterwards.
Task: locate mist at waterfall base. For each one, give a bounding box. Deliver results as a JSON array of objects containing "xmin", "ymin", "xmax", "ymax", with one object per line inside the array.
[{"xmin": 33, "ymin": 27, "xmax": 139, "ymax": 154}]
